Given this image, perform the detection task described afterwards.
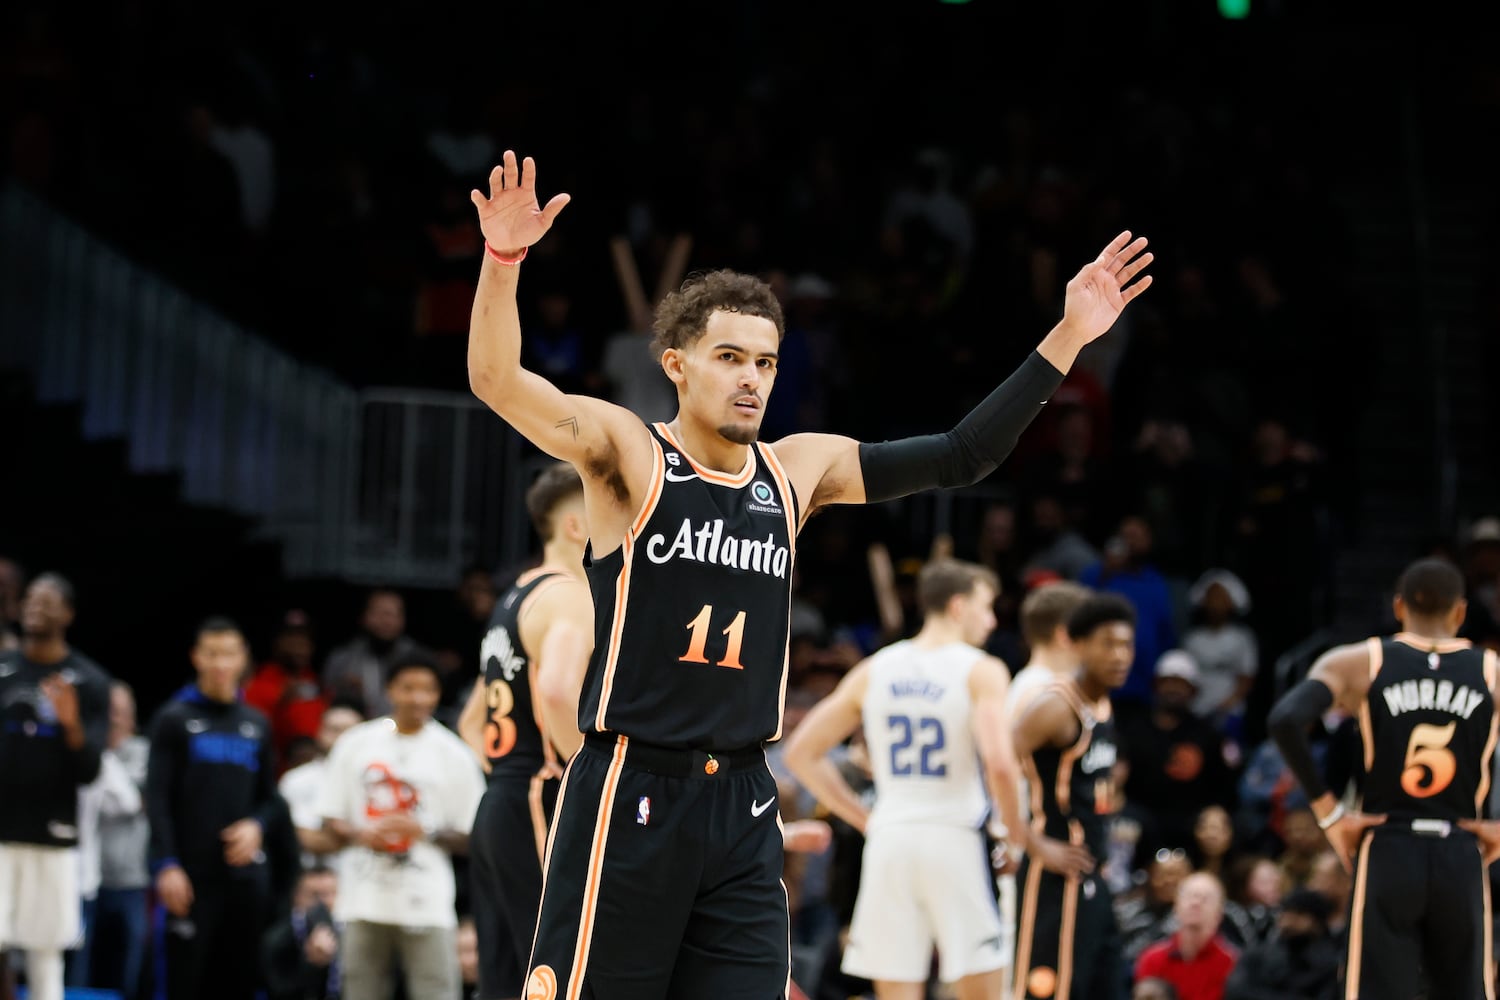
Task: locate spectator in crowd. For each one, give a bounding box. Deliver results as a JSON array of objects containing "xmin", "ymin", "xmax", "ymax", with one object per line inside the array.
[
  {"xmin": 1082, "ymin": 516, "xmax": 1178, "ymax": 704},
  {"xmin": 0, "ymin": 574, "xmax": 112, "ymax": 1000},
  {"xmin": 1222, "ymin": 887, "xmax": 1340, "ymax": 1000},
  {"xmin": 244, "ymin": 609, "xmax": 326, "ymax": 770},
  {"xmin": 1119, "ymin": 847, "xmax": 1193, "ymax": 970},
  {"xmin": 1181, "ymin": 570, "xmax": 1258, "ymax": 734},
  {"xmin": 1235, "ymin": 717, "xmax": 1333, "ymax": 856},
  {"xmin": 1105, "ymin": 759, "xmax": 1165, "ymax": 897},
  {"xmin": 1219, "ymin": 856, "xmax": 1282, "ymax": 952},
  {"xmin": 90, "ymin": 681, "xmax": 152, "ymax": 1000},
  {"xmin": 278, "ymin": 704, "xmax": 364, "ymax": 868},
  {"xmin": 66, "ymin": 723, "xmax": 141, "ymax": 989},
  {"xmin": 147, "ymin": 617, "xmax": 282, "ymax": 1000},
  {"xmin": 262, "ymin": 866, "xmax": 339, "ymax": 1000},
  {"xmin": 1134, "ymin": 872, "xmax": 1238, "ymax": 1000},
  {"xmin": 1117, "ymin": 650, "xmax": 1234, "ymax": 850},
  {"xmin": 456, "ymin": 916, "xmax": 480, "ymax": 1000},
  {"xmin": 1022, "ymin": 492, "xmax": 1100, "ymax": 583},
  {"xmin": 602, "ymin": 231, "xmax": 692, "ymax": 426},
  {"xmin": 1191, "ymin": 805, "xmax": 1235, "ymax": 882},
  {"xmin": 1303, "ymin": 851, "xmax": 1351, "ymax": 943},
  {"xmin": 319, "ymin": 651, "xmax": 485, "ymax": 1000},
  {"xmin": 0, "ymin": 557, "xmax": 22, "ymax": 649},
  {"xmin": 322, "ymin": 588, "xmax": 426, "ymax": 718},
  {"xmin": 1275, "ymin": 809, "xmax": 1326, "ymax": 888}
]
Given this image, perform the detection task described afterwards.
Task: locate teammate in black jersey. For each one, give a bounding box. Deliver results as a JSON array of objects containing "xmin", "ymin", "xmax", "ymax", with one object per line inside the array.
[
  {"xmin": 0, "ymin": 574, "xmax": 111, "ymax": 1000},
  {"xmin": 458, "ymin": 462, "xmax": 594, "ymax": 1000},
  {"xmin": 1009, "ymin": 594, "xmax": 1135, "ymax": 1000},
  {"xmin": 1270, "ymin": 558, "xmax": 1500, "ymax": 1000},
  {"xmin": 147, "ymin": 617, "xmax": 281, "ymax": 1000},
  {"xmin": 466, "ymin": 149, "xmax": 1152, "ymax": 1000}
]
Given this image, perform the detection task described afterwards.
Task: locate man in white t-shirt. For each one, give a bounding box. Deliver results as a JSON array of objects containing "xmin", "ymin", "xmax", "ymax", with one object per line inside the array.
[
  {"xmin": 279, "ymin": 705, "xmax": 363, "ymax": 869},
  {"xmin": 320, "ymin": 653, "xmax": 485, "ymax": 1000}
]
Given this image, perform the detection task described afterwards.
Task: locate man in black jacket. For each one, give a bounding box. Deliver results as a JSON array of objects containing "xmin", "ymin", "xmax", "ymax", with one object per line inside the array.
[
  {"xmin": 1223, "ymin": 888, "xmax": 1340, "ymax": 1000},
  {"xmin": 0, "ymin": 573, "xmax": 111, "ymax": 1000},
  {"xmin": 147, "ymin": 617, "xmax": 284, "ymax": 1000}
]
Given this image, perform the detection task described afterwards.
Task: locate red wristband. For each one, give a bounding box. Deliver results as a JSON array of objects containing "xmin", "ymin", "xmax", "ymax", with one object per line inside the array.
[{"xmin": 485, "ymin": 243, "xmax": 528, "ymax": 266}]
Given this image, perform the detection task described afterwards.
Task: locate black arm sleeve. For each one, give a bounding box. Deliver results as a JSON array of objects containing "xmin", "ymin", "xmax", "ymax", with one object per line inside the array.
[
  {"xmin": 1267, "ymin": 678, "xmax": 1335, "ymax": 801},
  {"xmin": 858, "ymin": 350, "xmax": 1065, "ymax": 504}
]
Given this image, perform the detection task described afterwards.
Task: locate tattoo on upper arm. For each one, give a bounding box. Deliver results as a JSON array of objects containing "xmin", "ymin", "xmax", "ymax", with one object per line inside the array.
[{"xmin": 555, "ymin": 416, "xmax": 580, "ymax": 440}]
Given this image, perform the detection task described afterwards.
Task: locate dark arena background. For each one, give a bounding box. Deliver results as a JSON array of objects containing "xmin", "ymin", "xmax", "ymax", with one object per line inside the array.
[{"xmin": 1, "ymin": 1, "xmax": 1498, "ymax": 998}]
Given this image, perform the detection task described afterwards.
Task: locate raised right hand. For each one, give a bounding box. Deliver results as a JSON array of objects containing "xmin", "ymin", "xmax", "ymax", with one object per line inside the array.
[
  {"xmin": 156, "ymin": 864, "xmax": 194, "ymax": 917},
  {"xmin": 469, "ymin": 149, "xmax": 571, "ymax": 255}
]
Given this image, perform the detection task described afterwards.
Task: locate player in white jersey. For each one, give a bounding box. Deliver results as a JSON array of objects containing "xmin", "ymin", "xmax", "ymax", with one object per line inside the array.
[{"xmin": 786, "ymin": 559, "xmax": 1025, "ymax": 1000}]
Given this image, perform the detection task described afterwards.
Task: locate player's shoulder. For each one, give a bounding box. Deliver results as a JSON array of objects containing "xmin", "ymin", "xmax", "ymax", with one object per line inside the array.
[{"xmin": 63, "ymin": 650, "xmax": 112, "ymax": 686}]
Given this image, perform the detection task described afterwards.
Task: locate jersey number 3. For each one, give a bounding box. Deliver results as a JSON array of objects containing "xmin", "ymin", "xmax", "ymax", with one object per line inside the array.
[
  {"xmin": 1401, "ymin": 721, "xmax": 1457, "ymax": 798},
  {"xmin": 888, "ymin": 715, "xmax": 947, "ymax": 777}
]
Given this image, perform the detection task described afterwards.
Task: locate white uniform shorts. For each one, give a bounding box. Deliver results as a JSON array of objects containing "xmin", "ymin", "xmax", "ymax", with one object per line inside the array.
[
  {"xmin": 841, "ymin": 823, "xmax": 1008, "ymax": 983},
  {"xmin": 0, "ymin": 842, "xmax": 80, "ymax": 950}
]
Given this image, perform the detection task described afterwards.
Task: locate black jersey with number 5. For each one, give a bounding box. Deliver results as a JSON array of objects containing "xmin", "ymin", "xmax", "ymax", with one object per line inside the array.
[
  {"xmin": 578, "ymin": 423, "xmax": 798, "ymax": 750},
  {"xmin": 1361, "ymin": 633, "xmax": 1498, "ymax": 822},
  {"xmin": 479, "ymin": 571, "xmax": 564, "ymax": 780}
]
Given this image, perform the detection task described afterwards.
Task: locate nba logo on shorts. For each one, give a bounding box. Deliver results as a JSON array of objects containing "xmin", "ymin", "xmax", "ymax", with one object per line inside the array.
[{"xmin": 637, "ymin": 796, "xmax": 651, "ymax": 826}]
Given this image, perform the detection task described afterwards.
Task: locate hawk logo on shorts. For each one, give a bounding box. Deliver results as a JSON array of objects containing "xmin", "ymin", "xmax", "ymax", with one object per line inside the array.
[{"xmin": 525, "ymin": 965, "xmax": 558, "ymax": 1000}]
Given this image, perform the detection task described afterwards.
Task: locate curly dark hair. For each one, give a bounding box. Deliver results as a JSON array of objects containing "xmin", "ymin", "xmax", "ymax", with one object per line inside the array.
[{"xmin": 650, "ymin": 269, "xmax": 785, "ymax": 358}]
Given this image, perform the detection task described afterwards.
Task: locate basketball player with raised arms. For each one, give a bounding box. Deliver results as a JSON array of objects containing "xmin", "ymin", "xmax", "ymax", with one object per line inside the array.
[{"xmin": 466, "ymin": 149, "xmax": 1152, "ymax": 1000}]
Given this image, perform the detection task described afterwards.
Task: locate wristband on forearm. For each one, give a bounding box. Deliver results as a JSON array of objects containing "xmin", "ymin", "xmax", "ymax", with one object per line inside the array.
[
  {"xmin": 858, "ymin": 351, "xmax": 1065, "ymax": 503},
  {"xmin": 1267, "ymin": 678, "xmax": 1335, "ymax": 801}
]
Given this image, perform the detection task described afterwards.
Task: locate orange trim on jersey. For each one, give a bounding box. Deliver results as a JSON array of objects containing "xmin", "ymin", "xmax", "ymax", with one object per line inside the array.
[
  {"xmin": 1345, "ymin": 833, "xmax": 1373, "ymax": 1000},
  {"xmin": 528, "ymin": 751, "xmax": 580, "ymax": 971},
  {"xmin": 593, "ymin": 439, "xmax": 666, "ymax": 733},
  {"xmin": 1484, "ymin": 852, "xmax": 1496, "ymax": 1000},
  {"xmin": 1361, "ymin": 637, "xmax": 1384, "ymax": 773},
  {"xmin": 528, "ymin": 774, "xmax": 550, "ymax": 864},
  {"xmin": 1478, "ymin": 650, "xmax": 1500, "ymax": 814},
  {"xmin": 565, "ymin": 735, "xmax": 628, "ymax": 1000},
  {"xmin": 1394, "ymin": 631, "xmax": 1473, "ymax": 654},
  {"xmin": 1011, "ymin": 836, "xmax": 1046, "ymax": 1000},
  {"xmin": 654, "ymin": 421, "xmax": 758, "ymax": 487},
  {"xmin": 758, "ymin": 441, "xmax": 799, "ymax": 742},
  {"xmin": 630, "ymin": 436, "xmax": 667, "ymax": 538},
  {"xmin": 1055, "ymin": 821, "xmax": 1085, "ymax": 1000}
]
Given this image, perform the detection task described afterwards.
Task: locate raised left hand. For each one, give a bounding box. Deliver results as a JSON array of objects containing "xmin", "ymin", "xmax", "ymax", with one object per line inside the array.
[{"xmin": 1058, "ymin": 231, "xmax": 1153, "ymax": 344}]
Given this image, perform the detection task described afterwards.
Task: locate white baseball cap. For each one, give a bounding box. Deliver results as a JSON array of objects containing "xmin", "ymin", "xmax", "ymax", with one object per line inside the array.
[{"xmin": 1154, "ymin": 649, "xmax": 1201, "ymax": 687}]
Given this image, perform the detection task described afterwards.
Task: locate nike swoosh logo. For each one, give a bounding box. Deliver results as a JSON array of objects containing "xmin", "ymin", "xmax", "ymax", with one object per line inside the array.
[
  {"xmin": 664, "ymin": 469, "xmax": 699, "ymax": 483},
  {"xmin": 750, "ymin": 797, "xmax": 776, "ymax": 818}
]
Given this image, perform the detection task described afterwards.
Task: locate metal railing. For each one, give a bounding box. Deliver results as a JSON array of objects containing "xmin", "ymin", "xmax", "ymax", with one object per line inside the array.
[{"xmin": 343, "ymin": 389, "xmax": 535, "ymax": 588}]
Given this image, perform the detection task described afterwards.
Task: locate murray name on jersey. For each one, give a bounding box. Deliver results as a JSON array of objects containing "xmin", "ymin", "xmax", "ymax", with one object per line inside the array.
[
  {"xmin": 1380, "ymin": 677, "xmax": 1486, "ymax": 720},
  {"xmin": 645, "ymin": 517, "xmax": 791, "ymax": 579}
]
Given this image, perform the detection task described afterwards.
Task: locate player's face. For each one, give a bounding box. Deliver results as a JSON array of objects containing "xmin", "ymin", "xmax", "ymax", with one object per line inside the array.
[
  {"xmin": 675, "ymin": 311, "xmax": 779, "ymax": 445},
  {"xmin": 956, "ymin": 582, "xmax": 999, "ymax": 647},
  {"xmin": 1077, "ymin": 621, "xmax": 1134, "ymax": 689},
  {"xmin": 192, "ymin": 631, "xmax": 249, "ymax": 701}
]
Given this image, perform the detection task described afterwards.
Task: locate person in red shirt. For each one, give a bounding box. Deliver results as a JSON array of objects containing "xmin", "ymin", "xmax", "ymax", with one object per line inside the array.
[
  {"xmin": 1135, "ymin": 872, "xmax": 1238, "ymax": 1000},
  {"xmin": 242, "ymin": 610, "xmax": 326, "ymax": 771}
]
